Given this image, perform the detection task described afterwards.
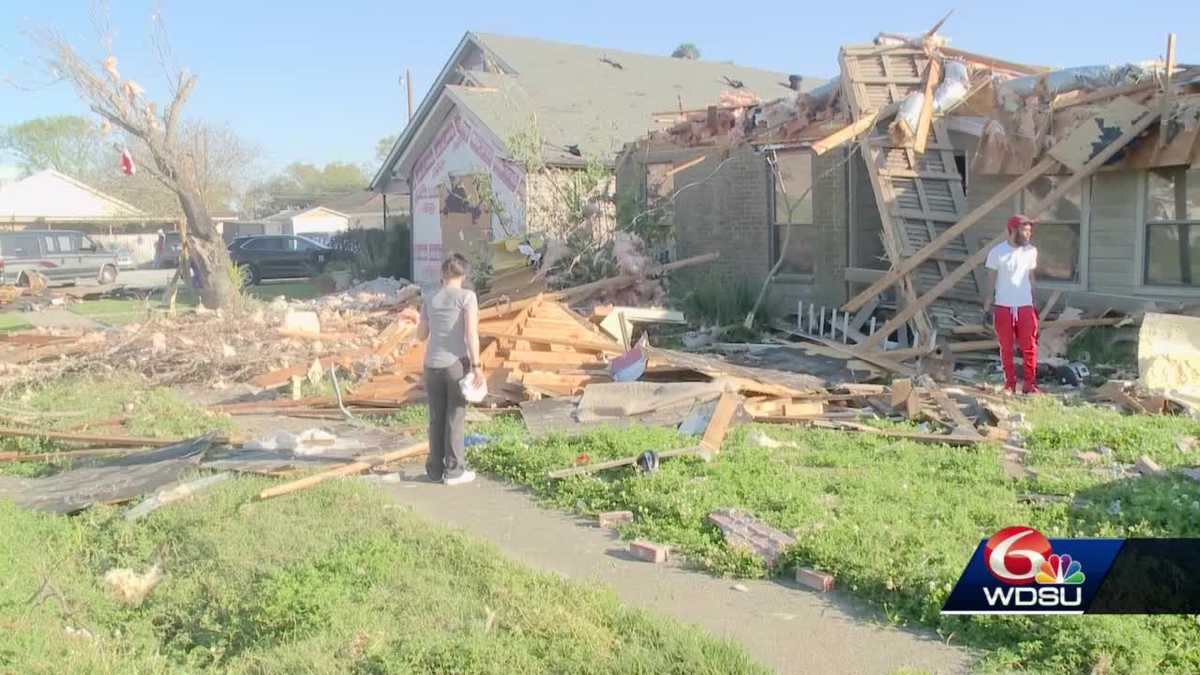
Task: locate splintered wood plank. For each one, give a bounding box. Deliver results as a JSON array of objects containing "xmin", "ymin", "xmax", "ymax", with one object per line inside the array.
[
  {"xmin": 890, "ymin": 378, "xmax": 913, "ymax": 407},
  {"xmin": 505, "ymin": 350, "xmax": 603, "ymax": 365},
  {"xmin": 480, "ymin": 330, "xmax": 626, "ymax": 354},
  {"xmin": 928, "ymin": 387, "xmax": 979, "ymax": 437},
  {"xmin": 1047, "ymin": 96, "xmax": 1151, "ymax": 171},
  {"xmin": 700, "ymin": 391, "xmax": 739, "ymax": 453}
]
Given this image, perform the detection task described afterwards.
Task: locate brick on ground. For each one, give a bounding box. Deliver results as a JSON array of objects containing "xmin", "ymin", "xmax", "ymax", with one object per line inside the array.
[
  {"xmin": 629, "ymin": 540, "xmax": 669, "ymax": 563},
  {"xmin": 707, "ymin": 508, "xmax": 795, "ymax": 568},
  {"xmin": 796, "ymin": 567, "xmax": 835, "ymax": 592},
  {"xmin": 598, "ymin": 511, "xmax": 633, "ymax": 529}
]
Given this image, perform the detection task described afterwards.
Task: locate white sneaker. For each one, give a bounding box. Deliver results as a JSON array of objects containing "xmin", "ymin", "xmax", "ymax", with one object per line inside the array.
[{"xmin": 444, "ymin": 470, "xmax": 477, "ymax": 486}]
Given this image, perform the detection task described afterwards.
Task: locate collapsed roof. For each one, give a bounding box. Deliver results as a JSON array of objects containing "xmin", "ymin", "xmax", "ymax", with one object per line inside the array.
[{"xmin": 638, "ymin": 27, "xmax": 1200, "ymax": 344}]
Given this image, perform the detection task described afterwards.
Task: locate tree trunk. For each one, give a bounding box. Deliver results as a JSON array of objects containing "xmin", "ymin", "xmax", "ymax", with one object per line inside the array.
[{"xmin": 175, "ymin": 185, "xmax": 236, "ymax": 309}]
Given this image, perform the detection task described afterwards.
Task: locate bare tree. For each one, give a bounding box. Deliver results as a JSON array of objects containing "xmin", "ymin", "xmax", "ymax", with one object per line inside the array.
[{"xmin": 27, "ymin": 13, "xmax": 236, "ymax": 308}]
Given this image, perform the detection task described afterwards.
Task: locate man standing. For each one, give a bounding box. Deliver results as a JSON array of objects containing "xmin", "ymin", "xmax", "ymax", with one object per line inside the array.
[{"xmin": 984, "ymin": 215, "xmax": 1041, "ymax": 395}]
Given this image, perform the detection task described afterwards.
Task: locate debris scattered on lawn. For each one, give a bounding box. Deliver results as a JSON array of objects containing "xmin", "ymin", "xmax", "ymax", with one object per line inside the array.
[
  {"xmin": 124, "ymin": 473, "xmax": 233, "ymax": 521},
  {"xmin": 1135, "ymin": 455, "xmax": 1164, "ymax": 476},
  {"xmin": 103, "ymin": 564, "xmax": 163, "ymax": 606}
]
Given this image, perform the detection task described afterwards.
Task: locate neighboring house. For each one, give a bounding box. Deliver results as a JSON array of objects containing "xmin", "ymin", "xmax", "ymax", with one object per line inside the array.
[
  {"xmin": 263, "ymin": 206, "xmax": 350, "ymax": 237},
  {"xmin": 618, "ymin": 35, "xmax": 1200, "ymax": 340},
  {"xmin": 0, "ymin": 169, "xmax": 145, "ymax": 228},
  {"xmin": 319, "ymin": 191, "xmax": 408, "ymax": 230},
  {"xmin": 0, "ymin": 169, "xmax": 175, "ymax": 266},
  {"xmin": 371, "ymin": 31, "xmax": 824, "ymax": 284}
]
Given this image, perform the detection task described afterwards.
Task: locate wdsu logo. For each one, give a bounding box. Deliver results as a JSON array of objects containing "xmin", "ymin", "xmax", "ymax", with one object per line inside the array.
[
  {"xmin": 942, "ymin": 526, "xmax": 1121, "ymax": 615},
  {"xmin": 981, "ymin": 527, "xmax": 1085, "ymax": 609}
]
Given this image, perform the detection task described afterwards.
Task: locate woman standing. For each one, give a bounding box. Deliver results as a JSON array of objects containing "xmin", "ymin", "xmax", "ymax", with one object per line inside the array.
[{"xmin": 416, "ymin": 253, "xmax": 484, "ymax": 485}]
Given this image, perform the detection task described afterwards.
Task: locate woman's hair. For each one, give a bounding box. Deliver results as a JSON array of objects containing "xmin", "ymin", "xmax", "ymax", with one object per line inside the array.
[{"xmin": 441, "ymin": 253, "xmax": 469, "ymax": 279}]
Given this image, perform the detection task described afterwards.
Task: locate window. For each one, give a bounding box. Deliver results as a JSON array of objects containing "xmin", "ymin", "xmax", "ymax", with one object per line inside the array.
[
  {"xmin": 0, "ymin": 235, "xmax": 41, "ymax": 258},
  {"xmin": 245, "ymin": 237, "xmax": 283, "ymax": 251},
  {"xmin": 290, "ymin": 237, "xmax": 318, "ymax": 252},
  {"xmin": 42, "ymin": 236, "xmax": 58, "ymax": 254},
  {"xmin": 1144, "ymin": 167, "xmax": 1200, "ymax": 286},
  {"xmin": 57, "ymin": 235, "xmax": 74, "ymax": 253},
  {"xmin": 770, "ymin": 151, "xmax": 815, "ymax": 276},
  {"xmin": 1018, "ymin": 176, "xmax": 1085, "ymax": 284}
]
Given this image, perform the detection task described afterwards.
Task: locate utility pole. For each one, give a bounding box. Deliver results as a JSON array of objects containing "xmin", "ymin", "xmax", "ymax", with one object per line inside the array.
[{"xmin": 406, "ymin": 68, "xmax": 414, "ymax": 122}]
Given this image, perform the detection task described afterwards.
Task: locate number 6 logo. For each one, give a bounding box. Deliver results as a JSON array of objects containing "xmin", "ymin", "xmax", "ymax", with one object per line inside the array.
[{"xmin": 984, "ymin": 526, "xmax": 1052, "ymax": 585}]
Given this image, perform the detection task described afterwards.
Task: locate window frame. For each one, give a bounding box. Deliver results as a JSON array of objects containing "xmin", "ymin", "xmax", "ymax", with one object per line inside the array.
[
  {"xmin": 768, "ymin": 149, "xmax": 817, "ymax": 281},
  {"xmin": 1012, "ymin": 176, "xmax": 1090, "ymax": 291},
  {"xmin": 1136, "ymin": 168, "xmax": 1200, "ymax": 295}
]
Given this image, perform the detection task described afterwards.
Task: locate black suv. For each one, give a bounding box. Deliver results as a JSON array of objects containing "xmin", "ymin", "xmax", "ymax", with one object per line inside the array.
[{"xmin": 227, "ymin": 235, "xmax": 349, "ymax": 285}]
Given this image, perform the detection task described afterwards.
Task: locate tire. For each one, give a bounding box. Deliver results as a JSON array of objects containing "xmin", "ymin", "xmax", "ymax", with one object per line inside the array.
[
  {"xmin": 239, "ymin": 264, "xmax": 260, "ymax": 287},
  {"xmin": 98, "ymin": 264, "xmax": 118, "ymax": 285}
]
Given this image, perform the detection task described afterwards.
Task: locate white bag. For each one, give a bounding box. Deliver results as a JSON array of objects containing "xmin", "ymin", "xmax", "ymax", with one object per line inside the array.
[{"xmin": 459, "ymin": 372, "xmax": 488, "ymax": 403}]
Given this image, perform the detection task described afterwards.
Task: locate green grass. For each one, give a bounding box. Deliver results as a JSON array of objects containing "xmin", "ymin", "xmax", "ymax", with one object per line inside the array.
[
  {"xmin": 0, "ymin": 375, "xmax": 759, "ymax": 672},
  {"xmin": 462, "ymin": 398, "xmax": 1200, "ymax": 674},
  {"xmin": 0, "ymin": 374, "xmax": 232, "ymax": 477},
  {"xmin": 0, "ymin": 312, "xmax": 33, "ymax": 331},
  {"xmin": 248, "ymin": 281, "xmax": 323, "ymax": 301},
  {"xmin": 0, "ymin": 477, "xmax": 762, "ymax": 673}
]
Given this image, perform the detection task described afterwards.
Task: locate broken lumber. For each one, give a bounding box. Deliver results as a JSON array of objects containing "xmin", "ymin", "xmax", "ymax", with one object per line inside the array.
[
  {"xmin": 810, "ymin": 113, "xmax": 878, "ymax": 155},
  {"xmin": 842, "ymin": 156, "xmax": 1057, "ymax": 314},
  {"xmin": 0, "ymin": 427, "xmax": 186, "ymax": 448},
  {"xmin": 860, "ymin": 104, "xmax": 1161, "ymax": 348},
  {"xmin": 481, "ymin": 330, "xmax": 625, "ymax": 354},
  {"xmin": 700, "ymin": 391, "xmax": 739, "ymax": 453},
  {"xmin": 913, "ymin": 58, "xmax": 941, "ymax": 154},
  {"xmin": 257, "ymin": 440, "xmax": 429, "ymax": 500}
]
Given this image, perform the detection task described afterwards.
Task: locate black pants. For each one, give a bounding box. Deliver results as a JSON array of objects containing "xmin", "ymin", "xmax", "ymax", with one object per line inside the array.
[{"xmin": 424, "ymin": 358, "xmax": 467, "ymax": 481}]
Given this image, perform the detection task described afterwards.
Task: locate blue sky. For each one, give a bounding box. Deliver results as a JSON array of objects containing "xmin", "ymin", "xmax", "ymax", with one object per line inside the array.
[{"xmin": 1, "ymin": 1, "xmax": 1196, "ymax": 174}]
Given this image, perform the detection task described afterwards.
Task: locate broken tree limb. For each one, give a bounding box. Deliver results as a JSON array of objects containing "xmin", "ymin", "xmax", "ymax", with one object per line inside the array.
[
  {"xmin": 860, "ymin": 105, "xmax": 1161, "ymax": 349},
  {"xmin": 257, "ymin": 440, "xmax": 429, "ymax": 500}
]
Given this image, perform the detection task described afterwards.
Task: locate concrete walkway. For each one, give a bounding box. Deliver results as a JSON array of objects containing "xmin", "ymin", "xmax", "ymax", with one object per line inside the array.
[
  {"xmin": 382, "ymin": 473, "xmax": 973, "ymax": 675},
  {"xmin": 24, "ymin": 308, "xmax": 104, "ymax": 330}
]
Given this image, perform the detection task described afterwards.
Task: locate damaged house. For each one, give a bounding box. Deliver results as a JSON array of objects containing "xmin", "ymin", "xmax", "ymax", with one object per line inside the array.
[
  {"xmin": 618, "ymin": 30, "xmax": 1200, "ymax": 354},
  {"xmin": 370, "ymin": 31, "xmax": 824, "ymax": 285}
]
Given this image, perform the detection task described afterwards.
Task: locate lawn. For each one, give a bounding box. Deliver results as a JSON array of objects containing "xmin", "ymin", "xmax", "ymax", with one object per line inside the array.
[
  {"xmin": 0, "ymin": 377, "xmax": 761, "ymax": 673},
  {"xmin": 460, "ymin": 396, "xmax": 1200, "ymax": 674},
  {"xmin": 0, "ymin": 311, "xmax": 33, "ymax": 331},
  {"xmin": 248, "ymin": 280, "xmax": 324, "ymax": 301}
]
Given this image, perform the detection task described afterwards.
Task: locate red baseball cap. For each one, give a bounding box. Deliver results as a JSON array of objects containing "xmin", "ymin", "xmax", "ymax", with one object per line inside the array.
[{"xmin": 1007, "ymin": 215, "xmax": 1036, "ymax": 232}]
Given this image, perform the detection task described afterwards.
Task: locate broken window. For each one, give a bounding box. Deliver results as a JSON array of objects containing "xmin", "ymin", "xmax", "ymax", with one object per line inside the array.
[
  {"xmin": 1019, "ymin": 176, "xmax": 1084, "ymax": 284},
  {"xmin": 1144, "ymin": 167, "xmax": 1200, "ymax": 286},
  {"xmin": 770, "ymin": 150, "xmax": 815, "ymax": 275}
]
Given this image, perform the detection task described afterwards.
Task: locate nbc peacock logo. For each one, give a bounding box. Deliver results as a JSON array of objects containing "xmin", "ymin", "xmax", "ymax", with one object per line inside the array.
[{"xmin": 1035, "ymin": 553, "xmax": 1086, "ymax": 585}]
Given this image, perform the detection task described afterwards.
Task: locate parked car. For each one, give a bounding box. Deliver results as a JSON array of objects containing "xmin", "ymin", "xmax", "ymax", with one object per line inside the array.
[
  {"xmin": 114, "ymin": 247, "xmax": 137, "ymax": 270},
  {"xmin": 227, "ymin": 235, "xmax": 351, "ymax": 285},
  {"xmin": 154, "ymin": 232, "xmax": 182, "ymax": 269},
  {"xmin": 0, "ymin": 230, "xmax": 120, "ymax": 286}
]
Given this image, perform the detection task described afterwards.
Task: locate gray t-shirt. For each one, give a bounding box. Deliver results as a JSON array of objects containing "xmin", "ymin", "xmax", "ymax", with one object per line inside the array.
[{"xmin": 421, "ymin": 285, "xmax": 478, "ymax": 368}]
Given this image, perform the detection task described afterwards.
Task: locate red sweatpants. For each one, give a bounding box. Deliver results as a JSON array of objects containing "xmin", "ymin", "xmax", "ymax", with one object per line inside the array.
[{"xmin": 994, "ymin": 305, "xmax": 1038, "ymax": 392}]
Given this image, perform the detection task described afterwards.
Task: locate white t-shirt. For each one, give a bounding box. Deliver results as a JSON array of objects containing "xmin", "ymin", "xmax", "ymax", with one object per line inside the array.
[{"xmin": 985, "ymin": 240, "xmax": 1037, "ymax": 307}]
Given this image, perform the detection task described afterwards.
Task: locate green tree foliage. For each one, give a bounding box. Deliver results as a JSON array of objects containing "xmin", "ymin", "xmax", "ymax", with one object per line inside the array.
[
  {"xmin": 0, "ymin": 115, "xmax": 106, "ymax": 178},
  {"xmin": 671, "ymin": 43, "xmax": 701, "ymax": 60},
  {"xmin": 244, "ymin": 161, "xmax": 370, "ymax": 216},
  {"xmin": 376, "ymin": 135, "xmax": 397, "ymax": 163}
]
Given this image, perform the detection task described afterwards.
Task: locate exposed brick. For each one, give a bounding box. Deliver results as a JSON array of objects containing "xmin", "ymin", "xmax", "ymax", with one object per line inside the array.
[
  {"xmin": 707, "ymin": 508, "xmax": 795, "ymax": 567},
  {"xmin": 795, "ymin": 567, "xmax": 835, "ymax": 592},
  {"xmin": 628, "ymin": 540, "xmax": 670, "ymax": 563},
  {"xmin": 598, "ymin": 511, "xmax": 634, "ymax": 529}
]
